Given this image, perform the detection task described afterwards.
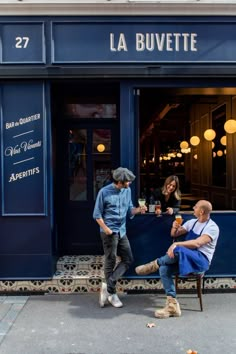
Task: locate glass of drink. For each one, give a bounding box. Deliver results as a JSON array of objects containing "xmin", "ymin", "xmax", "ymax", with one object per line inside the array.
[
  {"xmin": 155, "ymin": 200, "xmax": 162, "ymax": 217},
  {"xmin": 138, "ymin": 198, "xmax": 146, "ymax": 207},
  {"xmin": 175, "ymin": 214, "xmax": 183, "ymax": 225}
]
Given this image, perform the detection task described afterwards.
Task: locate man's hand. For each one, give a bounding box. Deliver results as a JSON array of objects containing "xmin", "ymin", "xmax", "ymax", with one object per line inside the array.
[
  {"xmin": 104, "ymin": 227, "xmax": 113, "ymax": 235},
  {"xmin": 140, "ymin": 205, "xmax": 147, "ymax": 214},
  {"xmin": 172, "ymin": 220, "xmax": 180, "ymax": 229},
  {"xmin": 167, "ymin": 243, "xmax": 177, "ymax": 258}
]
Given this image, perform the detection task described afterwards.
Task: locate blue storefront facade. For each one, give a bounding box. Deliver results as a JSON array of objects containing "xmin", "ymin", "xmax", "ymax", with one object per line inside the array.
[{"xmin": 0, "ymin": 14, "xmax": 236, "ymax": 281}]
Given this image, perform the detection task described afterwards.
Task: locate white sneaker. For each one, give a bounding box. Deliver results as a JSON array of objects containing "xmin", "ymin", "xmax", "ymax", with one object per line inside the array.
[
  {"xmin": 99, "ymin": 282, "xmax": 109, "ymax": 308},
  {"xmin": 108, "ymin": 294, "xmax": 123, "ymax": 308}
]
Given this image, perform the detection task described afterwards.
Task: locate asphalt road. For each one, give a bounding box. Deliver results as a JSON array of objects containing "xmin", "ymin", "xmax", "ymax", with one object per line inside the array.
[{"xmin": 0, "ymin": 292, "xmax": 235, "ymax": 354}]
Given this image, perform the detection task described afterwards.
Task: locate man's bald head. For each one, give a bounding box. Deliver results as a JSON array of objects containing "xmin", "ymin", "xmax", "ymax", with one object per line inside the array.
[{"xmin": 197, "ymin": 200, "xmax": 212, "ymax": 215}]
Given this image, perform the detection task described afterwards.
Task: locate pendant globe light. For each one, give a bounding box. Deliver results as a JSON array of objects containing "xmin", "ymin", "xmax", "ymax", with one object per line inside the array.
[
  {"xmin": 180, "ymin": 140, "xmax": 189, "ymax": 149},
  {"xmin": 220, "ymin": 136, "xmax": 227, "ymax": 146},
  {"xmin": 204, "ymin": 129, "xmax": 216, "ymax": 141},
  {"xmin": 190, "ymin": 136, "xmax": 200, "ymax": 146},
  {"xmin": 224, "ymin": 119, "xmax": 236, "ymax": 134}
]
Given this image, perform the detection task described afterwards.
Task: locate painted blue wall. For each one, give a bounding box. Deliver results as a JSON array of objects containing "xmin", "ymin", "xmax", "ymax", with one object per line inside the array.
[
  {"xmin": 126, "ymin": 212, "xmax": 236, "ymax": 278},
  {"xmin": 0, "ymin": 81, "xmax": 55, "ymax": 279}
]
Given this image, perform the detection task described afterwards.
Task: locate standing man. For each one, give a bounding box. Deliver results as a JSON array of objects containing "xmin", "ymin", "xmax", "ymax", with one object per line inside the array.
[
  {"xmin": 93, "ymin": 167, "xmax": 146, "ymax": 308},
  {"xmin": 135, "ymin": 200, "xmax": 219, "ymax": 318}
]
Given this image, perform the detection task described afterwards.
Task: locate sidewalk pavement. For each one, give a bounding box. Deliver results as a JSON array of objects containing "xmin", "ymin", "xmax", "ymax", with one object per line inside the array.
[{"xmin": 0, "ymin": 292, "xmax": 235, "ymax": 354}]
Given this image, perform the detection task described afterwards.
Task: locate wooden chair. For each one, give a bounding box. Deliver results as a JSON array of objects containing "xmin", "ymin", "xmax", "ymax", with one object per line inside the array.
[{"xmin": 175, "ymin": 272, "xmax": 205, "ymax": 311}]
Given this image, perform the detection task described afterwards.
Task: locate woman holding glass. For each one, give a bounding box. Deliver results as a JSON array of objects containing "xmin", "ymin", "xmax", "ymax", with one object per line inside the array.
[{"xmin": 153, "ymin": 175, "xmax": 181, "ymax": 216}]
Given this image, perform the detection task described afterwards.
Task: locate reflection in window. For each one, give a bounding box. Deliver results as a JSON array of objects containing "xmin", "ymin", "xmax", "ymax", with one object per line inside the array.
[
  {"xmin": 69, "ymin": 129, "xmax": 87, "ymax": 201},
  {"xmin": 65, "ymin": 103, "xmax": 116, "ymax": 119},
  {"xmin": 93, "ymin": 129, "xmax": 112, "ymax": 198},
  {"xmin": 212, "ymin": 104, "xmax": 226, "ymax": 187}
]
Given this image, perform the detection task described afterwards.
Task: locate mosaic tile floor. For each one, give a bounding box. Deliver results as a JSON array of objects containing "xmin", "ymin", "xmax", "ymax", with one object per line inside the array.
[{"xmin": 0, "ymin": 255, "xmax": 235, "ymax": 294}]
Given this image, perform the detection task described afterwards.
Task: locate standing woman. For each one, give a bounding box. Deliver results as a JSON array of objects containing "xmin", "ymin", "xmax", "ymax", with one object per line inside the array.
[{"xmin": 153, "ymin": 175, "xmax": 181, "ymax": 215}]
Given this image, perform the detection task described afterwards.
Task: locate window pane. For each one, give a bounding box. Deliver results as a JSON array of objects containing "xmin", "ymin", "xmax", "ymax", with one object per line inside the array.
[
  {"xmin": 93, "ymin": 129, "xmax": 112, "ymax": 198},
  {"xmin": 65, "ymin": 103, "xmax": 116, "ymax": 119},
  {"xmin": 69, "ymin": 129, "xmax": 87, "ymax": 201},
  {"xmin": 212, "ymin": 105, "xmax": 226, "ymax": 187}
]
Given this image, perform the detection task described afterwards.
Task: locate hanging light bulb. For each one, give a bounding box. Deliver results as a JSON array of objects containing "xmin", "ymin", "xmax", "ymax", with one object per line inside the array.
[
  {"xmin": 204, "ymin": 129, "xmax": 216, "ymax": 141},
  {"xmin": 224, "ymin": 119, "xmax": 236, "ymax": 134},
  {"xmin": 211, "ymin": 141, "xmax": 215, "ymax": 149},
  {"xmin": 220, "ymin": 136, "xmax": 227, "ymax": 146},
  {"xmin": 190, "ymin": 136, "xmax": 200, "ymax": 146},
  {"xmin": 217, "ymin": 150, "xmax": 223, "ymax": 157},
  {"xmin": 180, "ymin": 141, "xmax": 189, "ymax": 149},
  {"xmin": 97, "ymin": 144, "xmax": 105, "ymax": 152},
  {"xmin": 176, "ymin": 152, "xmax": 182, "ymax": 158}
]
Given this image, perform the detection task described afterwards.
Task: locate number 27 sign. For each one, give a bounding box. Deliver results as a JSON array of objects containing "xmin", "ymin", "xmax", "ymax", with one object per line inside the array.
[{"xmin": 1, "ymin": 22, "xmax": 45, "ymax": 63}]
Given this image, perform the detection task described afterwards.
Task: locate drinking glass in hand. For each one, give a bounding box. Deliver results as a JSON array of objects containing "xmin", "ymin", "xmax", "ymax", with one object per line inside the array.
[
  {"xmin": 175, "ymin": 214, "xmax": 183, "ymax": 225},
  {"xmin": 138, "ymin": 198, "xmax": 146, "ymax": 207},
  {"xmin": 155, "ymin": 200, "xmax": 162, "ymax": 217}
]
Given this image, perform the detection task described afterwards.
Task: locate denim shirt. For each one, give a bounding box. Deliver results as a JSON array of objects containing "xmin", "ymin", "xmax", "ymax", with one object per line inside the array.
[{"xmin": 93, "ymin": 183, "xmax": 134, "ymax": 237}]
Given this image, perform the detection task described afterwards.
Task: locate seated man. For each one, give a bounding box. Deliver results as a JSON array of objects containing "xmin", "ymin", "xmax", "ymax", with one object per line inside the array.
[{"xmin": 135, "ymin": 200, "xmax": 219, "ymax": 319}]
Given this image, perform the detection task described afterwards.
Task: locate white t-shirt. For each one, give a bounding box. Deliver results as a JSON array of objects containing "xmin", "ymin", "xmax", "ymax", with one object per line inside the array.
[{"xmin": 182, "ymin": 218, "xmax": 220, "ymax": 264}]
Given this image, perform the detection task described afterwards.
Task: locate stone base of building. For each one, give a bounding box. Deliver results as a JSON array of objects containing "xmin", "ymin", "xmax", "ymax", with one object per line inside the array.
[{"xmin": 0, "ymin": 255, "xmax": 235, "ymax": 294}]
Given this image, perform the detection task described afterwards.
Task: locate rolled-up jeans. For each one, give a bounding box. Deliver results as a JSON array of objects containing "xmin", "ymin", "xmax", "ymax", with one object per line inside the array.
[
  {"xmin": 157, "ymin": 254, "xmax": 179, "ymax": 298},
  {"xmin": 100, "ymin": 232, "xmax": 134, "ymax": 294}
]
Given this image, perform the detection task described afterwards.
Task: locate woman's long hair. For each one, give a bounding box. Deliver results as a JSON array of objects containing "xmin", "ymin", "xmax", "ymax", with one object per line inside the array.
[{"xmin": 162, "ymin": 175, "xmax": 181, "ymax": 200}]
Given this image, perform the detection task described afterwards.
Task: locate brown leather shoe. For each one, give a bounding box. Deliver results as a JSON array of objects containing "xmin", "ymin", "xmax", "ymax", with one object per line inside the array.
[{"xmin": 135, "ymin": 260, "xmax": 159, "ymax": 275}]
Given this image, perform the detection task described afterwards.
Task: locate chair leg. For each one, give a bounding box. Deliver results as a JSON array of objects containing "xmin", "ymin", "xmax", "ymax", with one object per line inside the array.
[
  {"xmin": 175, "ymin": 274, "xmax": 204, "ymax": 311},
  {"xmin": 197, "ymin": 277, "xmax": 203, "ymax": 311}
]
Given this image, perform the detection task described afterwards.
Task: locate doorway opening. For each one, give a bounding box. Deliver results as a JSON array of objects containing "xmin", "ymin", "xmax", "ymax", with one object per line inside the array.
[{"xmin": 51, "ymin": 81, "xmax": 120, "ymax": 255}]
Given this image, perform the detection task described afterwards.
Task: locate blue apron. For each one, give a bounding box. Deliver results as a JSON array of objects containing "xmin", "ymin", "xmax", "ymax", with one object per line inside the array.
[{"xmin": 174, "ymin": 219, "xmax": 210, "ymax": 276}]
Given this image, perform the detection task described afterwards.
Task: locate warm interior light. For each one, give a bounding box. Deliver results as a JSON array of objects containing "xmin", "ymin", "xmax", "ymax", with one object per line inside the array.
[
  {"xmin": 224, "ymin": 119, "xmax": 236, "ymax": 134},
  {"xmin": 97, "ymin": 144, "xmax": 105, "ymax": 152},
  {"xmin": 220, "ymin": 136, "xmax": 227, "ymax": 146},
  {"xmin": 176, "ymin": 152, "xmax": 182, "ymax": 158},
  {"xmin": 211, "ymin": 141, "xmax": 215, "ymax": 149},
  {"xmin": 190, "ymin": 136, "xmax": 200, "ymax": 146},
  {"xmin": 213, "ymin": 152, "xmax": 216, "ymax": 158},
  {"xmin": 180, "ymin": 141, "xmax": 189, "ymax": 149},
  {"xmin": 224, "ymin": 149, "xmax": 227, "ymax": 155},
  {"xmin": 204, "ymin": 129, "xmax": 216, "ymax": 141},
  {"xmin": 193, "ymin": 154, "xmax": 198, "ymax": 159},
  {"xmin": 181, "ymin": 148, "xmax": 188, "ymax": 153},
  {"xmin": 217, "ymin": 150, "xmax": 223, "ymax": 157}
]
